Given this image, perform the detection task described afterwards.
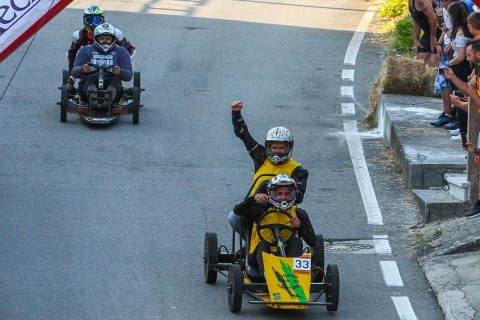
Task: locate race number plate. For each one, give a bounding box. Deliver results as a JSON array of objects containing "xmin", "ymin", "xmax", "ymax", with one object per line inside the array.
[{"xmin": 263, "ymin": 253, "xmax": 312, "ymax": 307}]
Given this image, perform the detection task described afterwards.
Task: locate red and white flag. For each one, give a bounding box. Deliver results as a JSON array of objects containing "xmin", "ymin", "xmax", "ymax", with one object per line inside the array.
[{"xmin": 0, "ymin": 0, "xmax": 73, "ymax": 63}]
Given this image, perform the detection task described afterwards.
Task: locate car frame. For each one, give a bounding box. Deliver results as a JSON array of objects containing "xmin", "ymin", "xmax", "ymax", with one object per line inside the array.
[{"xmin": 58, "ymin": 66, "xmax": 144, "ymax": 124}]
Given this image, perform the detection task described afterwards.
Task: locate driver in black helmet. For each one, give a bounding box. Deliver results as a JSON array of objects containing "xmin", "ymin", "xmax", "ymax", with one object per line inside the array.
[
  {"xmin": 71, "ymin": 23, "xmax": 133, "ymax": 105},
  {"xmin": 233, "ymin": 174, "xmax": 317, "ymax": 274},
  {"xmin": 229, "ymin": 100, "xmax": 309, "ymax": 239}
]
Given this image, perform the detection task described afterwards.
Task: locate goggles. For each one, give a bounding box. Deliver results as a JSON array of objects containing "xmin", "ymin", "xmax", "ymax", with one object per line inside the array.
[{"xmin": 84, "ymin": 16, "xmax": 104, "ymax": 25}]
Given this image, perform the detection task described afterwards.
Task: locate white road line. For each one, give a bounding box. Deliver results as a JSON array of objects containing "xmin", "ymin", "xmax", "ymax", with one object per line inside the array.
[
  {"xmin": 373, "ymin": 235, "xmax": 391, "ymax": 254},
  {"xmin": 341, "ymin": 86, "xmax": 353, "ymax": 97},
  {"xmin": 391, "ymin": 296, "xmax": 418, "ymax": 320},
  {"xmin": 344, "ymin": 6, "xmax": 377, "ymax": 65},
  {"xmin": 341, "ymin": 103, "xmax": 355, "ymax": 114},
  {"xmin": 380, "ymin": 261, "xmax": 404, "ymax": 286},
  {"xmin": 342, "ymin": 69, "xmax": 354, "ymax": 81},
  {"xmin": 343, "ymin": 121, "xmax": 384, "ymax": 225}
]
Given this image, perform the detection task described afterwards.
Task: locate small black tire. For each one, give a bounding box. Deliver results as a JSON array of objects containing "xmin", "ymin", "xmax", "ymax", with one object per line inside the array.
[
  {"xmin": 60, "ymin": 85, "xmax": 68, "ymax": 122},
  {"xmin": 133, "ymin": 71, "xmax": 141, "ymax": 89},
  {"xmin": 62, "ymin": 69, "xmax": 69, "ymax": 86},
  {"xmin": 311, "ymin": 233, "xmax": 325, "ymax": 282},
  {"xmin": 204, "ymin": 232, "xmax": 218, "ymax": 284},
  {"xmin": 227, "ymin": 264, "xmax": 243, "ymax": 313},
  {"xmin": 325, "ymin": 264, "xmax": 340, "ymax": 311},
  {"xmin": 132, "ymin": 87, "xmax": 140, "ymax": 124}
]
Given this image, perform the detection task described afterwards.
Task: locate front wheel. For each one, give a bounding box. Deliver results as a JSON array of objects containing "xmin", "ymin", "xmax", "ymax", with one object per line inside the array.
[
  {"xmin": 60, "ymin": 85, "xmax": 68, "ymax": 122},
  {"xmin": 203, "ymin": 232, "xmax": 218, "ymax": 284},
  {"xmin": 62, "ymin": 69, "xmax": 69, "ymax": 86},
  {"xmin": 132, "ymin": 87, "xmax": 140, "ymax": 124},
  {"xmin": 325, "ymin": 264, "xmax": 340, "ymax": 311},
  {"xmin": 227, "ymin": 264, "xmax": 243, "ymax": 313},
  {"xmin": 133, "ymin": 71, "xmax": 141, "ymax": 89},
  {"xmin": 311, "ymin": 234, "xmax": 325, "ymax": 282}
]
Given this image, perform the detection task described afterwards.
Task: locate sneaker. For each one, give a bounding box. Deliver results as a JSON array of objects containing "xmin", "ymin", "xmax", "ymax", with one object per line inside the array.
[
  {"xmin": 87, "ymin": 84, "xmax": 98, "ymax": 107},
  {"xmin": 465, "ymin": 205, "xmax": 480, "ymax": 218},
  {"xmin": 431, "ymin": 115, "xmax": 453, "ymax": 127},
  {"xmin": 450, "ymin": 128, "xmax": 460, "ymax": 136},
  {"xmin": 445, "ymin": 121, "xmax": 459, "ymax": 130},
  {"xmin": 451, "ymin": 135, "xmax": 462, "ymax": 141},
  {"xmin": 106, "ymin": 85, "xmax": 116, "ymax": 102}
]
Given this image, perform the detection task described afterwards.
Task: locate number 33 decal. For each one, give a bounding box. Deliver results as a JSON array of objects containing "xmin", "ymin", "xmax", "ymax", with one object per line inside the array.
[{"xmin": 293, "ymin": 258, "xmax": 310, "ymax": 270}]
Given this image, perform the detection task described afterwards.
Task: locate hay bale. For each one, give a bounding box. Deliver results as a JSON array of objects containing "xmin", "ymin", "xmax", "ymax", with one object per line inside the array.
[
  {"xmin": 378, "ymin": 56, "xmax": 435, "ymax": 95},
  {"xmin": 366, "ymin": 56, "xmax": 438, "ymax": 128}
]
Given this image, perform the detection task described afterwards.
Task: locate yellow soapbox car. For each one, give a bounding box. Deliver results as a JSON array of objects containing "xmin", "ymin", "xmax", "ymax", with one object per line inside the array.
[{"xmin": 203, "ymin": 188, "xmax": 340, "ymax": 313}]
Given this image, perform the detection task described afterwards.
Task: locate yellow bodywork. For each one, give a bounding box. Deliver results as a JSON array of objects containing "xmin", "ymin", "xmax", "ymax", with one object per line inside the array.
[{"xmin": 260, "ymin": 253, "xmax": 312, "ymax": 309}]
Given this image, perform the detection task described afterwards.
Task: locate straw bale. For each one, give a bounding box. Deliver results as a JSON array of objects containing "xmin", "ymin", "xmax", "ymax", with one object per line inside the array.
[{"xmin": 369, "ymin": 56, "xmax": 438, "ymax": 113}]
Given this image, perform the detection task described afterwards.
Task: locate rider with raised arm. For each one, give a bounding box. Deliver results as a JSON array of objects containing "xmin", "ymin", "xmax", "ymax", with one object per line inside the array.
[
  {"xmin": 233, "ymin": 174, "xmax": 317, "ymax": 274},
  {"xmin": 71, "ymin": 23, "xmax": 132, "ymax": 105},
  {"xmin": 228, "ymin": 100, "xmax": 309, "ymax": 238},
  {"xmin": 67, "ymin": 5, "xmax": 136, "ymax": 79}
]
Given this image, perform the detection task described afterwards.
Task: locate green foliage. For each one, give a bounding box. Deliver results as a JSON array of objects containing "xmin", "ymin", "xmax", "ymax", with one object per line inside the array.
[
  {"xmin": 393, "ymin": 17, "xmax": 414, "ymax": 55},
  {"xmin": 380, "ymin": 0, "xmax": 408, "ymax": 18}
]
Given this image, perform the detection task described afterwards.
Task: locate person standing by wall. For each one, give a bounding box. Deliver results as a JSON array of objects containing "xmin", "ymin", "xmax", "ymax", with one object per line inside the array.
[{"xmin": 409, "ymin": 0, "xmax": 442, "ymax": 67}]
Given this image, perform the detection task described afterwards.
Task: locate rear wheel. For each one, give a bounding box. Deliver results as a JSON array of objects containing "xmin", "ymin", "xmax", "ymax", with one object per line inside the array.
[
  {"xmin": 60, "ymin": 85, "xmax": 68, "ymax": 122},
  {"xmin": 203, "ymin": 232, "xmax": 218, "ymax": 284},
  {"xmin": 227, "ymin": 264, "xmax": 243, "ymax": 313},
  {"xmin": 132, "ymin": 87, "xmax": 140, "ymax": 124},
  {"xmin": 325, "ymin": 264, "xmax": 339, "ymax": 311},
  {"xmin": 311, "ymin": 234, "xmax": 325, "ymax": 282},
  {"xmin": 62, "ymin": 69, "xmax": 69, "ymax": 86}
]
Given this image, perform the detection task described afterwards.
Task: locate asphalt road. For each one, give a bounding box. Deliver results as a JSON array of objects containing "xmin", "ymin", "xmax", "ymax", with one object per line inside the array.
[{"xmin": 0, "ymin": 0, "xmax": 445, "ymax": 319}]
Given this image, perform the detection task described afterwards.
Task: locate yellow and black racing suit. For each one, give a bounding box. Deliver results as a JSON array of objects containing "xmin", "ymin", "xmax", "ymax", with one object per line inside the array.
[
  {"xmin": 232, "ymin": 110, "xmax": 308, "ymax": 202},
  {"xmin": 233, "ymin": 196, "xmax": 317, "ymax": 272}
]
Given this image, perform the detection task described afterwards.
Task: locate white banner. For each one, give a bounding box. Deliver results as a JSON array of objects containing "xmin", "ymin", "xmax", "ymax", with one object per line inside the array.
[{"xmin": 0, "ymin": 0, "xmax": 73, "ymax": 63}]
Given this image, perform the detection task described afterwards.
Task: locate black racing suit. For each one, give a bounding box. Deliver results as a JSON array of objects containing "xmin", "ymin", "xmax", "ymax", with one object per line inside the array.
[{"xmin": 231, "ymin": 110, "xmax": 308, "ymax": 203}]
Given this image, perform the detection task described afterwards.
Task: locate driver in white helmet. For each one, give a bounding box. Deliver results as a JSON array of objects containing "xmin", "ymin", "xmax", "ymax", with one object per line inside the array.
[
  {"xmin": 67, "ymin": 5, "xmax": 136, "ymax": 76},
  {"xmin": 233, "ymin": 174, "xmax": 317, "ymax": 274},
  {"xmin": 72, "ymin": 23, "xmax": 133, "ymax": 105},
  {"xmin": 228, "ymin": 100, "xmax": 309, "ymax": 239}
]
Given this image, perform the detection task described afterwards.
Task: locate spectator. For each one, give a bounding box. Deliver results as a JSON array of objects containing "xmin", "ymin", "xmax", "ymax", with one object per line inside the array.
[
  {"xmin": 467, "ymin": 11, "xmax": 480, "ymax": 39},
  {"xmin": 432, "ymin": 0, "xmax": 458, "ymax": 127},
  {"xmin": 409, "ymin": 0, "xmax": 442, "ymax": 67},
  {"xmin": 463, "ymin": 0, "xmax": 476, "ymax": 15},
  {"xmin": 438, "ymin": 1, "xmax": 473, "ymax": 134},
  {"xmin": 444, "ymin": 38, "xmax": 480, "ymax": 218}
]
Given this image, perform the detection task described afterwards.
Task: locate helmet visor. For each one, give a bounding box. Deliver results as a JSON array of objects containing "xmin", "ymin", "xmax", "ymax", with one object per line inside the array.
[{"xmin": 85, "ymin": 16, "xmax": 104, "ymax": 25}]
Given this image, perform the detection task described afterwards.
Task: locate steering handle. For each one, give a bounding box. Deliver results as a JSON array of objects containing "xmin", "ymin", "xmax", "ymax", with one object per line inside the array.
[{"xmin": 256, "ymin": 209, "xmax": 297, "ymax": 245}]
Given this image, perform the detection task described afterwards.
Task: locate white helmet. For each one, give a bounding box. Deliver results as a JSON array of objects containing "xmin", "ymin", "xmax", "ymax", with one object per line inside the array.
[
  {"xmin": 265, "ymin": 127, "xmax": 294, "ymax": 164},
  {"xmin": 267, "ymin": 174, "xmax": 296, "ymax": 210},
  {"xmin": 93, "ymin": 23, "xmax": 116, "ymax": 54}
]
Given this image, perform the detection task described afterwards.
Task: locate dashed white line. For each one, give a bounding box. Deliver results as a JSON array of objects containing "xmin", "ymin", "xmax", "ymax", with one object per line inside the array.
[
  {"xmin": 341, "ymin": 86, "xmax": 353, "ymax": 97},
  {"xmin": 373, "ymin": 235, "xmax": 391, "ymax": 254},
  {"xmin": 392, "ymin": 296, "xmax": 418, "ymax": 320},
  {"xmin": 342, "ymin": 69, "xmax": 355, "ymax": 81},
  {"xmin": 341, "ymin": 103, "xmax": 355, "ymax": 114},
  {"xmin": 343, "ymin": 121, "xmax": 384, "ymax": 225},
  {"xmin": 380, "ymin": 261, "xmax": 404, "ymax": 286}
]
